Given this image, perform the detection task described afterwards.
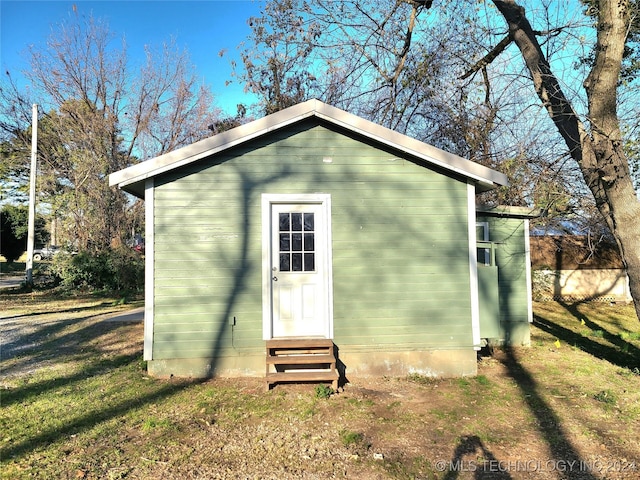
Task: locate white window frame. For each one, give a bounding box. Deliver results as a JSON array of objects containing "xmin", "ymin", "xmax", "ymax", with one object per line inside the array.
[{"xmin": 476, "ymin": 221, "xmax": 491, "ymax": 266}]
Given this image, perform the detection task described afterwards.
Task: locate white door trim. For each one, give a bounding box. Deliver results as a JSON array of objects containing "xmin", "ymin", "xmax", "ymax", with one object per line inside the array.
[{"xmin": 261, "ymin": 193, "xmax": 333, "ymax": 340}]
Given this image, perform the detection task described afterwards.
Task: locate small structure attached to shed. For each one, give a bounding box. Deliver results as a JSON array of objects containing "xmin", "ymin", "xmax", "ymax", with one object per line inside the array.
[
  {"xmin": 476, "ymin": 206, "xmax": 537, "ymax": 347},
  {"xmin": 109, "ymin": 100, "xmax": 533, "ymax": 386}
]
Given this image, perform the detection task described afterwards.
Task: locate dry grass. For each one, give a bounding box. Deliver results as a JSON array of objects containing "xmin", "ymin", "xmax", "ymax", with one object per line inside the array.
[{"xmin": 1, "ymin": 292, "xmax": 639, "ymax": 479}]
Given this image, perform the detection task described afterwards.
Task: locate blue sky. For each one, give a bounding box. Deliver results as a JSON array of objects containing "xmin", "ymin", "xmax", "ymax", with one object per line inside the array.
[{"xmin": 0, "ymin": 0, "xmax": 262, "ymax": 115}]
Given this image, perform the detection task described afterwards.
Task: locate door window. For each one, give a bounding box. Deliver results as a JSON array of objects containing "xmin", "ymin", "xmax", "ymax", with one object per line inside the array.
[{"xmin": 279, "ymin": 212, "xmax": 315, "ymax": 272}]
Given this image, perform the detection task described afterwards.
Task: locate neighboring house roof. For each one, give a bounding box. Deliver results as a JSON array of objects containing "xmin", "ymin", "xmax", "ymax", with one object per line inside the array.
[
  {"xmin": 109, "ymin": 99, "xmax": 509, "ymax": 198},
  {"xmin": 530, "ymin": 235, "xmax": 624, "ymax": 270}
]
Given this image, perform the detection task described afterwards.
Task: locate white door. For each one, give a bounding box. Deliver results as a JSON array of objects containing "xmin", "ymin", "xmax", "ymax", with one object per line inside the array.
[{"xmin": 264, "ymin": 197, "xmax": 332, "ymax": 338}]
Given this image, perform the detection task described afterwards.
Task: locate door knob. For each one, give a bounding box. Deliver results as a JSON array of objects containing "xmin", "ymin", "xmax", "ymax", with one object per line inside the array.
[{"xmin": 272, "ymin": 276, "xmax": 278, "ymax": 281}]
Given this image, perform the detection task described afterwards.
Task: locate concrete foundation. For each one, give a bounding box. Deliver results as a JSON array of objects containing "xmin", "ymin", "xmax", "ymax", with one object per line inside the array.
[
  {"xmin": 337, "ymin": 349, "xmax": 477, "ymax": 378},
  {"xmin": 147, "ymin": 354, "xmax": 264, "ymax": 379},
  {"xmin": 147, "ymin": 347, "xmax": 478, "ymax": 379}
]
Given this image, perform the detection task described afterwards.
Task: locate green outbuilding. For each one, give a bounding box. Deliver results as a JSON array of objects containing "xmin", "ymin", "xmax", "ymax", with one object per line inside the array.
[{"xmin": 109, "ymin": 100, "xmax": 533, "ymax": 385}]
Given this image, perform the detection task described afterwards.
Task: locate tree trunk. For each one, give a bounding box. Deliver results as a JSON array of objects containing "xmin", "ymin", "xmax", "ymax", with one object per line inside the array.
[{"xmin": 491, "ymin": 0, "xmax": 640, "ymax": 321}]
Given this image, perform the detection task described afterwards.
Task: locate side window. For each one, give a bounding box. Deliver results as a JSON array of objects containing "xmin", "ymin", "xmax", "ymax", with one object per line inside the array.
[{"xmin": 476, "ymin": 222, "xmax": 490, "ymax": 266}]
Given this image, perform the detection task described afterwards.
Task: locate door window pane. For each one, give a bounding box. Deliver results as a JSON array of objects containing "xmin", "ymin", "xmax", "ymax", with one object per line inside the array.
[
  {"xmin": 304, "ymin": 253, "xmax": 315, "ymax": 271},
  {"xmin": 279, "ymin": 233, "xmax": 290, "ymax": 251},
  {"xmin": 279, "ymin": 213, "xmax": 290, "ymax": 231},
  {"xmin": 291, "ymin": 213, "xmax": 302, "ymax": 231},
  {"xmin": 292, "ymin": 233, "xmax": 302, "ymax": 251},
  {"xmin": 304, "ymin": 213, "xmax": 314, "ymax": 231},
  {"xmin": 280, "ymin": 253, "xmax": 290, "ymax": 271},
  {"xmin": 304, "ymin": 233, "xmax": 314, "ymax": 251},
  {"xmin": 292, "ymin": 253, "xmax": 303, "ymax": 271}
]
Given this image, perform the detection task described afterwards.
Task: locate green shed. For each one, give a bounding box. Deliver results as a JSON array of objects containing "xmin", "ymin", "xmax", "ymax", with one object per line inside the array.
[{"xmin": 109, "ymin": 100, "xmax": 530, "ymax": 384}]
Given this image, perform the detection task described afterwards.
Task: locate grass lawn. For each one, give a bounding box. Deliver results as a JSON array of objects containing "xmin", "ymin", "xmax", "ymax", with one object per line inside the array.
[{"xmin": 1, "ymin": 291, "xmax": 639, "ymax": 479}]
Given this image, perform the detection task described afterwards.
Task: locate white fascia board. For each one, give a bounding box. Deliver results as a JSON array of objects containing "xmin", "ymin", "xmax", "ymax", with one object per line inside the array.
[
  {"xmin": 312, "ymin": 102, "xmax": 509, "ymax": 187},
  {"xmin": 476, "ymin": 205, "xmax": 541, "ymax": 218},
  {"xmin": 109, "ymin": 99, "xmax": 508, "ymax": 193},
  {"xmin": 109, "ymin": 103, "xmax": 319, "ymax": 191}
]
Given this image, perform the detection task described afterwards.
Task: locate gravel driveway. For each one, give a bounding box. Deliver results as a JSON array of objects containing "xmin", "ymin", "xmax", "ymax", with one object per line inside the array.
[{"xmin": 0, "ymin": 304, "xmax": 143, "ymax": 380}]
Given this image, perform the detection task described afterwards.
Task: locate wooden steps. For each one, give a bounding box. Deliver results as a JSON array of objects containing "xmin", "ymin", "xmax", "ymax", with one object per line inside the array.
[{"xmin": 265, "ymin": 339, "xmax": 339, "ymax": 391}]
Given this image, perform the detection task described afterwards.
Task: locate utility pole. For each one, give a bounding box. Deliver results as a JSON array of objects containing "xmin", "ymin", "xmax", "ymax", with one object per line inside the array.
[{"xmin": 25, "ymin": 104, "xmax": 37, "ymax": 287}]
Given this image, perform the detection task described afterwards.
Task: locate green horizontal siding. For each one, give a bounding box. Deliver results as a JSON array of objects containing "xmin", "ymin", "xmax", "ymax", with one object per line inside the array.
[
  {"xmin": 152, "ymin": 121, "xmax": 474, "ymax": 361},
  {"xmin": 477, "ymin": 215, "xmax": 530, "ymax": 338}
]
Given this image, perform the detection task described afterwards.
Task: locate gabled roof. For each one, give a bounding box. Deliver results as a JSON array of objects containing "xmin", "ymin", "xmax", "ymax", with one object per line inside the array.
[{"xmin": 109, "ymin": 99, "xmax": 509, "ymax": 198}]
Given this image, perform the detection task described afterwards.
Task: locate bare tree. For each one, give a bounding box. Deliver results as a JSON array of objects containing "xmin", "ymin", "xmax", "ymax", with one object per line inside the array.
[
  {"xmin": 126, "ymin": 39, "xmax": 218, "ymax": 160},
  {"xmin": 308, "ymin": 0, "xmax": 462, "ymax": 141},
  {"xmin": 238, "ymin": 0, "xmax": 640, "ymax": 319},
  {"xmin": 238, "ymin": 0, "xmax": 581, "ymax": 208},
  {"xmin": 238, "ymin": 0, "xmax": 483, "ymax": 151},
  {"xmin": 233, "ymin": 0, "xmax": 321, "ymax": 116},
  {"xmin": 0, "ymin": 10, "xmax": 219, "ymax": 251},
  {"xmin": 459, "ymin": 0, "xmax": 640, "ymax": 319}
]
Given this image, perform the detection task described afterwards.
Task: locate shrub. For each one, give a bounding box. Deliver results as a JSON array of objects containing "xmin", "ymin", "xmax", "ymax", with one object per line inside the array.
[{"xmin": 51, "ymin": 247, "xmax": 144, "ymax": 294}]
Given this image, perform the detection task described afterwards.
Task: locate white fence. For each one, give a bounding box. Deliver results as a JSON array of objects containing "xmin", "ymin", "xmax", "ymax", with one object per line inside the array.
[{"xmin": 533, "ymin": 269, "xmax": 631, "ymax": 302}]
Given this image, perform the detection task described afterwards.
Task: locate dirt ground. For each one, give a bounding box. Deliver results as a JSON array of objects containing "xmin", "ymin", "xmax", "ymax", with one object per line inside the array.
[
  {"xmin": 2, "ymin": 298, "xmax": 640, "ymax": 479},
  {"xmin": 122, "ymin": 355, "xmax": 639, "ymax": 480}
]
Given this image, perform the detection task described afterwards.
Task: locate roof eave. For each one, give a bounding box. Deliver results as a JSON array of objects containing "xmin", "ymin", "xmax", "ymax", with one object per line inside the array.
[
  {"xmin": 311, "ymin": 102, "xmax": 509, "ymax": 188},
  {"xmin": 108, "ymin": 102, "xmax": 320, "ymax": 195},
  {"xmin": 108, "ymin": 99, "xmax": 510, "ymax": 196}
]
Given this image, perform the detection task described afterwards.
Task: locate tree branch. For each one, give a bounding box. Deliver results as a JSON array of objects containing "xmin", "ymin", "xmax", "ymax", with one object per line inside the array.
[
  {"xmin": 491, "ymin": 0, "xmax": 585, "ymax": 163},
  {"xmin": 532, "ymin": 25, "xmax": 571, "ymax": 37},
  {"xmin": 459, "ymin": 34, "xmax": 512, "ymax": 80},
  {"xmin": 481, "ymin": 66, "xmax": 491, "ymax": 106},
  {"xmin": 392, "ymin": 4, "xmax": 419, "ymax": 84}
]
